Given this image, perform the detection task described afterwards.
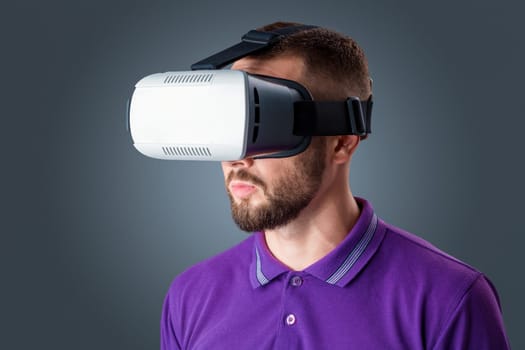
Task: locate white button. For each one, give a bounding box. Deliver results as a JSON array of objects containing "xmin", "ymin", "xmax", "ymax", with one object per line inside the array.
[{"xmin": 285, "ymin": 313, "xmax": 296, "ymax": 326}]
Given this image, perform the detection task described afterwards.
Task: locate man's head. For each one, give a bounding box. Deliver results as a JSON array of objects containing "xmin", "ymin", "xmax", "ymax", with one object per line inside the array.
[{"xmin": 223, "ymin": 22, "xmax": 371, "ymax": 232}]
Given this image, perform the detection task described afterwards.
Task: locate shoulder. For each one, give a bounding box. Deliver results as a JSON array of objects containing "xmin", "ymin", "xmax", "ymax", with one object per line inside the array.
[
  {"xmin": 379, "ymin": 221, "xmax": 482, "ymax": 285},
  {"xmin": 167, "ymin": 234, "xmax": 254, "ymax": 296},
  {"xmin": 373, "ymin": 221, "xmax": 508, "ymax": 348},
  {"xmin": 160, "ymin": 235, "xmax": 256, "ymax": 349},
  {"xmin": 376, "ymin": 221, "xmax": 485, "ymax": 309}
]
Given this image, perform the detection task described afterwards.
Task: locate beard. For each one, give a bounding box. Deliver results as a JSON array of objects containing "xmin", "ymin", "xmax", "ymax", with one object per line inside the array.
[{"xmin": 226, "ymin": 138, "xmax": 326, "ymax": 232}]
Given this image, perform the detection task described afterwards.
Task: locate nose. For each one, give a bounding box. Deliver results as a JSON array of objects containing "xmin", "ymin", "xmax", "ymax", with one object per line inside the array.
[{"xmin": 224, "ymin": 157, "xmax": 255, "ymax": 169}]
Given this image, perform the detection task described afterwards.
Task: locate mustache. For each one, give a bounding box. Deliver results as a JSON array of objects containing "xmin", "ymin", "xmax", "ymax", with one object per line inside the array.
[{"xmin": 226, "ymin": 169, "xmax": 267, "ymax": 191}]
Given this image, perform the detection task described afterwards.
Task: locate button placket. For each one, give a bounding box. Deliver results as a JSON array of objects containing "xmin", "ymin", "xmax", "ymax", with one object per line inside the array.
[{"xmin": 282, "ymin": 274, "xmax": 303, "ymax": 330}]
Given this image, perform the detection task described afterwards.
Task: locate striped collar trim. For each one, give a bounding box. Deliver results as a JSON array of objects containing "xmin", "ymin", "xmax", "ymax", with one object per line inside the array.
[
  {"xmin": 325, "ymin": 214, "xmax": 378, "ymax": 285},
  {"xmin": 254, "ymin": 246, "xmax": 270, "ymax": 286},
  {"xmin": 249, "ymin": 236, "xmax": 288, "ymax": 288}
]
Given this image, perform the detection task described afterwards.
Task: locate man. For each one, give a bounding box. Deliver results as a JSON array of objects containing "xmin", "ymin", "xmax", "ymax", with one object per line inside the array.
[{"xmin": 161, "ymin": 22, "xmax": 510, "ymax": 349}]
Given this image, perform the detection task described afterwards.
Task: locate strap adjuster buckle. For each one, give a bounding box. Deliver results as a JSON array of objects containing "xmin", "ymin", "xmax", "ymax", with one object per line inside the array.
[{"xmin": 346, "ymin": 97, "xmax": 366, "ymax": 136}]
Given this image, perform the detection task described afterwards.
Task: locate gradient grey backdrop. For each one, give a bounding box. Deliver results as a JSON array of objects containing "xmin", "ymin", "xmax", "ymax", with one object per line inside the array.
[{"xmin": 2, "ymin": 0, "xmax": 524, "ymax": 348}]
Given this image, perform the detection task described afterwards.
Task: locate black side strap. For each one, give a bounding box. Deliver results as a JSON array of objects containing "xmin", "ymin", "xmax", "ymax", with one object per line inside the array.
[
  {"xmin": 293, "ymin": 96, "xmax": 373, "ymax": 136},
  {"xmin": 191, "ymin": 25, "xmax": 318, "ymax": 70}
]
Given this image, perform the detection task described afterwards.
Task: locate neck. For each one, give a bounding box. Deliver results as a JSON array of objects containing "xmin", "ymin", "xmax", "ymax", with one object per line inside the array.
[{"xmin": 264, "ymin": 183, "xmax": 360, "ymax": 271}]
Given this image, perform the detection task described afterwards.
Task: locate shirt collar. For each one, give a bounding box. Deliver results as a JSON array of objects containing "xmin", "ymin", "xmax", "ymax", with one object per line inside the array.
[{"xmin": 249, "ymin": 197, "xmax": 386, "ymax": 289}]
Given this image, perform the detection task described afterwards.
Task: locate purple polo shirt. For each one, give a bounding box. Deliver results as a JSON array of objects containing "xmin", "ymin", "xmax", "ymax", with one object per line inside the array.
[{"xmin": 161, "ymin": 198, "xmax": 509, "ymax": 349}]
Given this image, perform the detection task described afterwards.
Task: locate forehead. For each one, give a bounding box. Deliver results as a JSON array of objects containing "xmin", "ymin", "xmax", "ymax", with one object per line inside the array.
[{"xmin": 231, "ymin": 56, "xmax": 306, "ymax": 85}]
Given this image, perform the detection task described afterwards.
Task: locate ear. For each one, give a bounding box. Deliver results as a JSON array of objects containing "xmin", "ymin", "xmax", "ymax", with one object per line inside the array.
[{"xmin": 330, "ymin": 135, "xmax": 360, "ymax": 164}]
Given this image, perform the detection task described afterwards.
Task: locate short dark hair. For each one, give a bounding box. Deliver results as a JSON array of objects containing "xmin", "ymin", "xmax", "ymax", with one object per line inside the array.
[{"xmin": 251, "ymin": 21, "xmax": 371, "ymax": 101}]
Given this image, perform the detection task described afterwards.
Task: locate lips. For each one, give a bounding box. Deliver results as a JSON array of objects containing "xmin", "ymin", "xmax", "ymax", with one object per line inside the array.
[{"xmin": 229, "ymin": 181, "xmax": 258, "ymax": 198}]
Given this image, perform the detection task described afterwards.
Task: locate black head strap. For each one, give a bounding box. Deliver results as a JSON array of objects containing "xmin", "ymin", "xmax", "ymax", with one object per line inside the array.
[
  {"xmin": 191, "ymin": 25, "xmax": 318, "ymax": 70},
  {"xmin": 293, "ymin": 96, "xmax": 373, "ymax": 136}
]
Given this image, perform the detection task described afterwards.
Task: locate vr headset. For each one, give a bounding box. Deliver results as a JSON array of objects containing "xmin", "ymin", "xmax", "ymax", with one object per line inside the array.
[{"xmin": 128, "ymin": 25, "xmax": 373, "ymax": 161}]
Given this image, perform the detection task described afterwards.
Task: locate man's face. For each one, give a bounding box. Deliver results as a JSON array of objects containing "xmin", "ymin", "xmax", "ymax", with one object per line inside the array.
[{"xmin": 221, "ymin": 56, "xmax": 327, "ymax": 232}]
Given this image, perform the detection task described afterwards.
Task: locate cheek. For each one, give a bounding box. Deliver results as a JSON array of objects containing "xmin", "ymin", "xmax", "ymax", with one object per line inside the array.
[
  {"xmin": 260, "ymin": 159, "xmax": 291, "ymax": 179},
  {"xmin": 265, "ymin": 162, "xmax": 297, "ymax": 191}
]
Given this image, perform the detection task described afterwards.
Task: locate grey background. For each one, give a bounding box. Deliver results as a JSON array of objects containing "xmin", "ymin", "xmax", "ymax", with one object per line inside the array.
[{"xmin": 2, "ymin": 0, "xmax": 523, "ymax": 348}]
